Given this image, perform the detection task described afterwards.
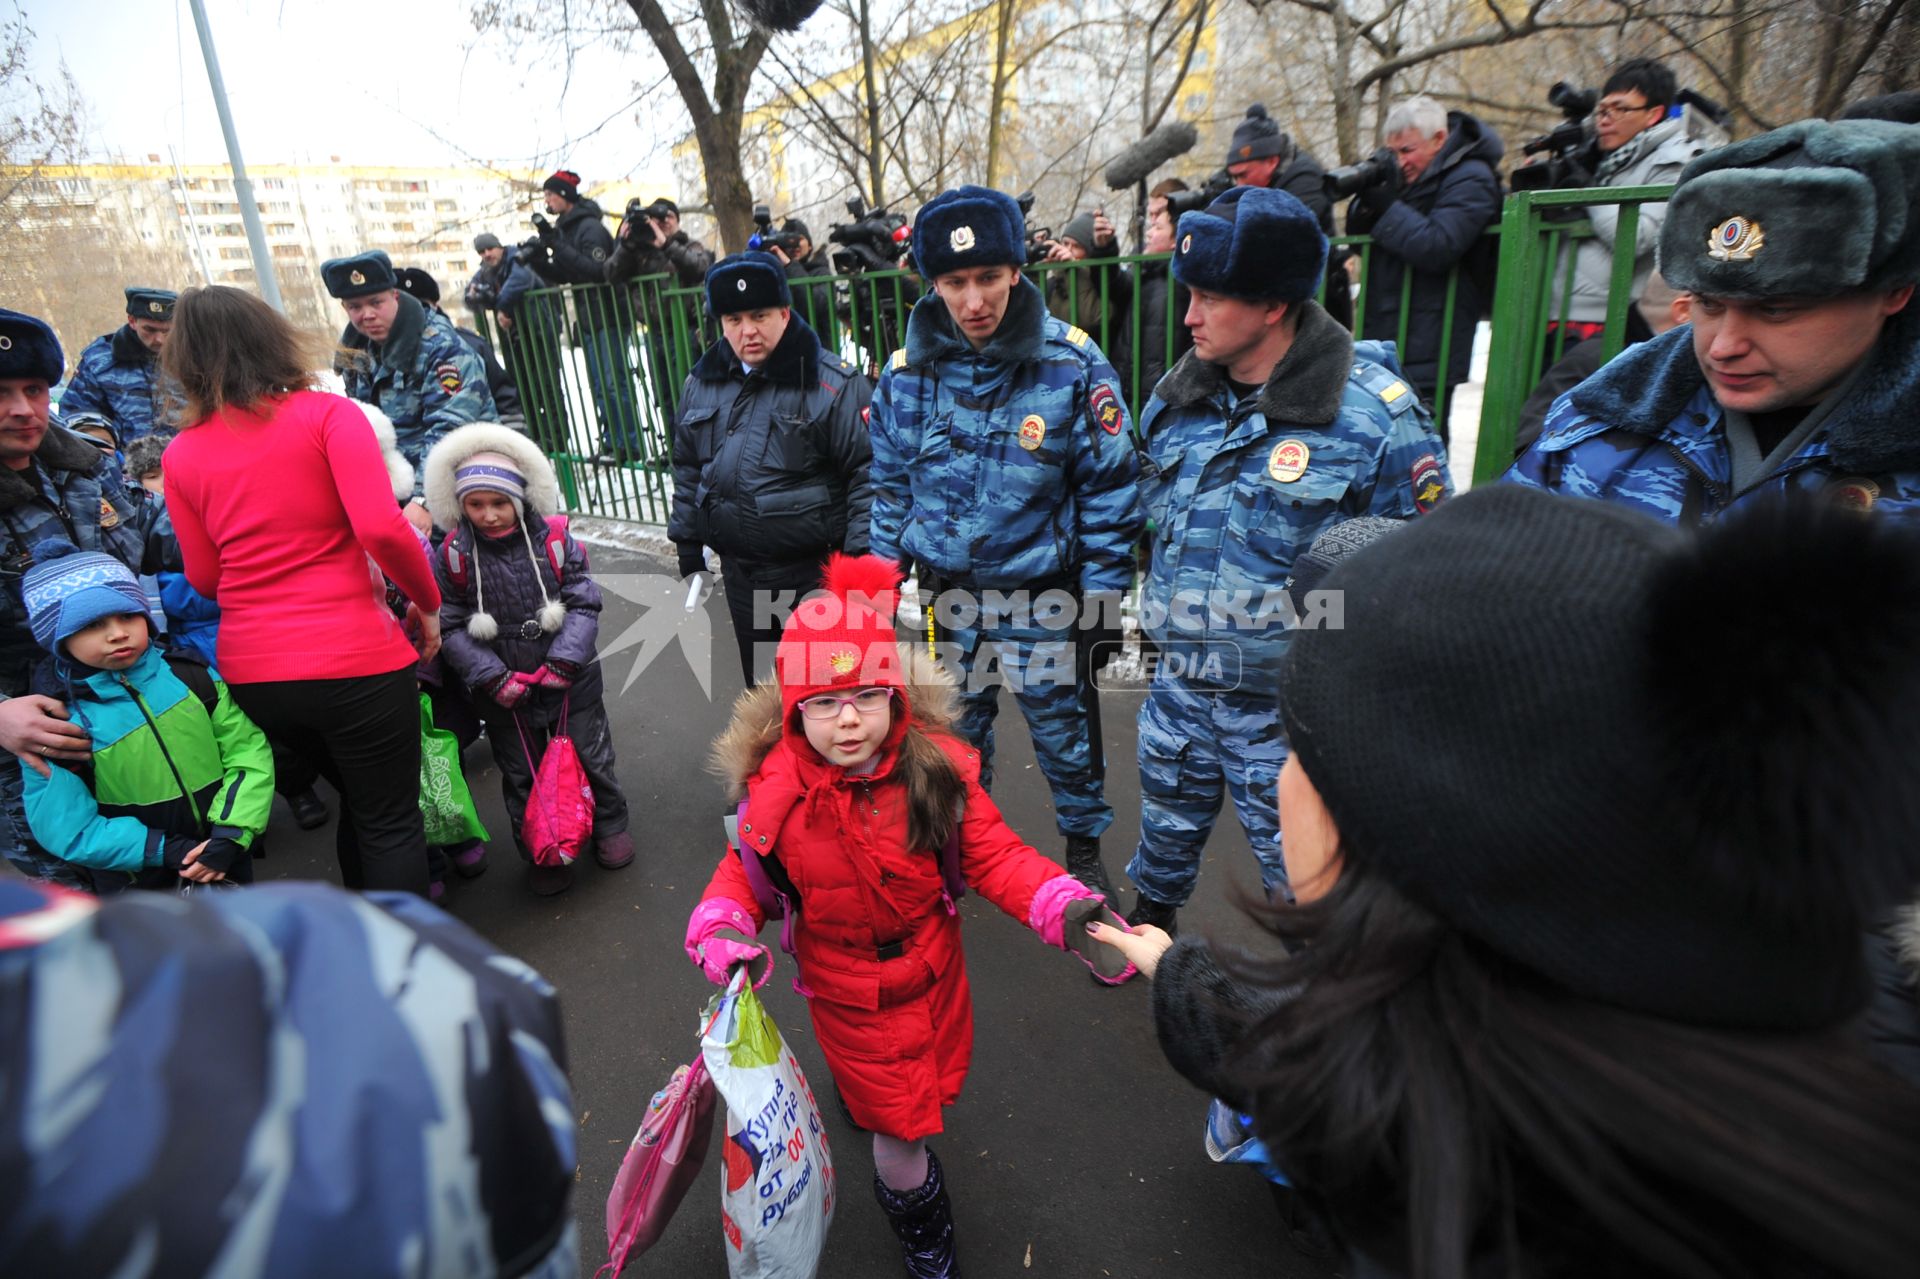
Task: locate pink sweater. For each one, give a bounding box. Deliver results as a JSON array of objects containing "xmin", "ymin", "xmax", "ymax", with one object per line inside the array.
[{"xmin": 163, "ymin": 389, "xmax": 442, "ymax": 684}]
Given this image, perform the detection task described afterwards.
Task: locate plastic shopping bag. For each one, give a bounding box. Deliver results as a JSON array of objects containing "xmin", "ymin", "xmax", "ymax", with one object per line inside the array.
[
  {"xmin": 418, "ymin": 694, "xmax": 489, "ymax": 846},
  {"xmin": 1204, "ymin": 1097, "xmax": 1291, "ymax": 1186},
  {"xmin": 598, "ymin": 1054, "xmax": 718, "ymax": 1276},
  {"xmin": 702, "ymin": 969, "xmax": 836, "ymax": 1278}
]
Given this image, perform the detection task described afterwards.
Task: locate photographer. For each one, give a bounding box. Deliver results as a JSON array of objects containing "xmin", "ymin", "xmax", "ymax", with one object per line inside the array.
[
  {"xmin": 606, "ymin": 196, "xmax": 714, "ymax": 420},
  {"xmin": 759, "ymin": 215, "xmax": 836, "ymax": 335},
  {"xmin": 1342, "ymin": 96, "xmax": 1503, "ymax": 429},
  {"xmin": 1224, "ymin": 104, "xmax": 1352, "ymax": 330},
  {"xmin": 1537, "ymin": 60, "xmax": 1712, "ymax": 354},
  {"xmin": 1043, "ymin": 209, "xmax": 1133, "ymax": 384}
]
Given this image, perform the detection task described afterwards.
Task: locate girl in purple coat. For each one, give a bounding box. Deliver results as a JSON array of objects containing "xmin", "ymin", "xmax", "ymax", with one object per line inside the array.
[{"xmin": 424, "ymin": 423, "xmax": 634, "ymax": 895}]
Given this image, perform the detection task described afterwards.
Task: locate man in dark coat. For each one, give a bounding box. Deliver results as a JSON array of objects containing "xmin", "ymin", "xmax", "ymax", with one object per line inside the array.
[
  {"xmin": 606, "ymin": 195, "xmax": 717, "ymax": 422},
  {"xmin": 1224, "ymin": 104, "xmax": 1353, "ymax": 331},
  {"xmin": 668, "ymin": 254, "xmax": 874, "ymax": 684},
  {"xmin": 1133, "ymin": 179, "xmax": 1194, "ymax": 401},
  {"xmin": 1344, "ymin": 97, "xmax": 1504, "ymax": 431}
]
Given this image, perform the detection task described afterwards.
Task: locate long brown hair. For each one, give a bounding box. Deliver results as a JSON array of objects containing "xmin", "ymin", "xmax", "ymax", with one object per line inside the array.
[
  {"xmin": 162, "ymin": 285, "xmax": 327, "ymax": 423},
  {"xmin": 895, "ymin": 720, "xmax": 967, "ymax": 855}
]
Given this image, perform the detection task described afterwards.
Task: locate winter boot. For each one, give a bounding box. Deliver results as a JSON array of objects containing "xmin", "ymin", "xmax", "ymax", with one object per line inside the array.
[
  {"xmin": 594, "ymin": 830, "xmax": 635, "ymax": 870},
  {"xmin": 527, "ymin": 861, "xmax": 573, "ymax": 896},
  {"xmin": 449, "ymin": 839, "xmax": 489, "ymax": 879},
  {"xmin": 289, "ymin": 788, "xmax": 328, "ymax": 831},
  {"xmin": 1127, "ymin": 892, "xmax": 1179, "ymax": 937},
  {"xmin": 874, "ymin": 1146, "xmax": 959, "ymax": 1279},
  {"xmin": 1063, "ymin": 834, "xmax": 1119, "ymax": 912}
]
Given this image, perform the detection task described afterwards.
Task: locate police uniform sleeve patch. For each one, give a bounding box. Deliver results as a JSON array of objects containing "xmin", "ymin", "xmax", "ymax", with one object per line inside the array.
[
  {"xmin": 591, "ymin": 246, "xmax": 607, "ymax": 261},
  {"xmin": 435, "ymin": 361, "xmax": 464, "ymax": 394},
  {"xmin": 1411, "ymin": 453, "xmax": 1446, "ymax": 514},
  {"xmin": 1089, "ymin": 384, "xmax": 1124, "ymax": 436}
]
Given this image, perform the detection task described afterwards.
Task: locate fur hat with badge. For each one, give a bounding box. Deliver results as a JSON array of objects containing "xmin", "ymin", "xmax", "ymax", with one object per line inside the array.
[
  {"xmin": 911, "ymin": 185, "xmax": 1025, "ymax": 279},
  {"xmin": 0, "ymin": 308, "xmax": 63, "ymax": 385},
  {"xmin": 706, "ymin": 252, "xmax": 792, "ymax": 316},
  {"xmin": 1282, "ymin": 485, "xmax": 1920, "ymax": 1033},
  {"xmin": 423, "ymin": 422, "xmax": 565, "ymax": 641},
  {"xmin": 1172, "ymin": 185, "xmax": 1328, "ymax": 305},
  {"xmin": 1659, "ymin": 118, "xmax": 1920, "ymax": 300}
]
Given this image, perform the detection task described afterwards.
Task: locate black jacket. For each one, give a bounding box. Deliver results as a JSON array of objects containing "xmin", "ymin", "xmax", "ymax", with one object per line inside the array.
[
  {"xmin": 1346, "ymin": 111, "xmax": 1504, "ymax": 395},
  {"xmin": 1133, "ymin": 259, "xmax": 1191, "ymax": 401},
  {"xmin": 669, "ymin": 315, "xmax": 874, "ymax": 573},
  {"xmin": 453, "ymin": 324, "xmax": 523, "ymax": 420},
  {"xmin": 525, "ymin": 198, "xmax": 615, "ymax": 288},
  {"xmin": 605, "ymin": 222, "xmax": 715, "ymax": 289},
  {"xmin": 783, "ymin": 252, "xmax": 838, "ymax": 336},
  {"xmin": 1269, "ymin": 149, "xmax": 1354, "ymax": 331}
]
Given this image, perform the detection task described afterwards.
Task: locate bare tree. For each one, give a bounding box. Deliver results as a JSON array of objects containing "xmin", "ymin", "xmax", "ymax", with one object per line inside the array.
[{"xmin": 0, "ymin": 3, "xmax": 85, "ymax": 233}]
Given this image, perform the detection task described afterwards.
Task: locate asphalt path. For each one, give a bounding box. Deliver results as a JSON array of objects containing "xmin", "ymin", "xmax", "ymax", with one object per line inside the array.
[{"xmin": 255, "ymin": 538, "xmax": 1337, "ymax": 1279}]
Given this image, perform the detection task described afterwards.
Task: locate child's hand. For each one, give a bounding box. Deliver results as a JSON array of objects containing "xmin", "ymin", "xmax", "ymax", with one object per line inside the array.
[
  {"xmin": 525, "ymin": 663, "xmax": 574, "ymax": 691},
  {"xmin": 693, "ymin": 937, "xmax": 769, "ymax": 987},
  {"xmin": 176, "ymin": 840, "xmax": 226, "ymax": 884},
  {"xmin": 1086, "ymin": 920, "xmax": 1173, "ymax": 980},
  {"xmin": 490, "ymin": 674, "xmax": 530, "ymax": 709}
]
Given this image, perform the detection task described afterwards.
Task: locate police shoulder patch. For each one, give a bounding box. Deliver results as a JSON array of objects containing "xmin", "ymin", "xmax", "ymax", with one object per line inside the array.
[
  {"xmin": 1064, "ymin": 325, "xmax": 1091, "ymax": 349},
  {"xmin": 889, "ymin": 349, "xmax": 908, "ymax": 371},
  {"xmin": 434, "ymin": 361, "xmax": 464, "ymax": 394}
]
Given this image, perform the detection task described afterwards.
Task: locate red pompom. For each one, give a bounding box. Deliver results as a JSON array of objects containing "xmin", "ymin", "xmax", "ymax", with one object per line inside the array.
[{"xmin": 821, "ymin": 553, "xmax": 902, "ymax": 613}]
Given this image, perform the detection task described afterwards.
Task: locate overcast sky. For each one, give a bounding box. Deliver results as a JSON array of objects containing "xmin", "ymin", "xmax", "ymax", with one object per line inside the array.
[{"xmin": 26, "ymin": 0, "xmax": 678, "ymax": 191}]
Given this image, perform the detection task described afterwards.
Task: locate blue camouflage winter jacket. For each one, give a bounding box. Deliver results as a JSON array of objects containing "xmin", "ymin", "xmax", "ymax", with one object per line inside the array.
[
  {"xmin": 336, "ymin": 293, "xmax": 494, "ymax": 492},
  {"xmin": 56, "ymin": 327, "xmax": 182, "ymax": 442},
  {"xmin": 1507, "ymin": 309, "xmax": 1920, "ymax": 523},
  {"xmin": 868, "ymin": 278, "xmax": 1144, "ymax": 592},
  {"xmin": 1139, "ymin": 303, "xmax": 1451, "ymax": 683},
  {"xmin": 0, "ymin": 426, "xmax": 145, "ymax": 697}
]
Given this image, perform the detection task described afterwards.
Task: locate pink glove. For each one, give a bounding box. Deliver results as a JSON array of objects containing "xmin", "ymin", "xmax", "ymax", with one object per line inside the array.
[
  {"xmin": 685, "ymin": 897, "xmax": 771, "ymax": 987},
  {"xmin": 525, "ymin": 663, "xmax": 574, "ymax": 691},
  {"xmin": 491, "ymin": 673, "xmax": 530, "ymax": 709},
  {"xmin": 1028, "ymin": 874, "xmax": 1137, "ymax": 985}
]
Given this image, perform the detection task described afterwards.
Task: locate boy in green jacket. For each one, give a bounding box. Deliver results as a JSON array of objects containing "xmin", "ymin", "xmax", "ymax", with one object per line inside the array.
[{"xmin": 17, "ymin": 539, "xmax": 273, "ymax": 891}]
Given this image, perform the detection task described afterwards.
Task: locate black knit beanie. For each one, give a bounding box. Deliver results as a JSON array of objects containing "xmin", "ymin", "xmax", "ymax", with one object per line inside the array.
[{"xmin": 1280, "ymin": 485, "xmax": 1920, "ymax": 1033}]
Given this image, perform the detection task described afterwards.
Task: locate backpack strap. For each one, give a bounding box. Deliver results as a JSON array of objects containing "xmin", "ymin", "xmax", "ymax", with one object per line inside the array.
[
  {"xmin": 937, "ymin": 796, "xmax": 967, "ymax": 911},
  {"xmin": 162, "ymin": 650, "xmax": 220, "ymax": 715},
  {"xmin": 542, "ymin": 514, "xmax": 571, "ymax": 584},
  {"xmin": 440, "ymin": 534, "xmax": 470, "ymax": 593},
  {"xmin": 725, "ymin": 799, "xmax": 804, "ymax": 970}
]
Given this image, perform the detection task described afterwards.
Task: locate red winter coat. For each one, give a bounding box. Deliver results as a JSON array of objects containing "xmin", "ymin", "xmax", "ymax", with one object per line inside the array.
[{"xmin": 702, "ymin": 661, "xmax": 1064, "ymax": 1140}]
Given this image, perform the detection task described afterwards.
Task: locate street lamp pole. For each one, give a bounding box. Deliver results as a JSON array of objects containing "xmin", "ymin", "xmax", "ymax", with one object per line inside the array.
[{"xmin": 186, "ymin": 0, "xmax": 283, "ymax": 309}]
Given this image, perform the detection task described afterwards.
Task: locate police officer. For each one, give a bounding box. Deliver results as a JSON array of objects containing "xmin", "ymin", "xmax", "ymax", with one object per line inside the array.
[
  {"xmin": 1125, "ymin": 186, "xmax": 1450, "ymax": 936},
  {"xmin": 325, "ymin": 250, "xmax": 493, "ymax": 533},
  {"xmin": 868, "ymin": 185, "xmax": 1144, "ymax": 908},
  {"xmin": 58, "ymin": 287, "xmax": 182, "ymax": 442},
  {"xmin": 670, "ymin": 253, "xmax": 874, "ymax": 684},
  {"xmin": 0, "ymin": 309, "xmax": 145, "ymax": 886},
  {"xmin": 1510, "ymin": 119, "xmax": 1920, "ymax": 523}
]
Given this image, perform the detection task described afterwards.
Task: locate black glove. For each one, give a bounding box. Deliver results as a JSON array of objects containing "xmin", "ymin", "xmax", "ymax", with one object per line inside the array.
[
  {"xmin": 1078, "ymin": 590, "xmax": 1125, "ymax": 676},
  {"xmin": 677, "ymin": 545, "xmax": 707, "ymax": 579},
  {"xmin": 193, "ymin": 837, "xmax": 244, "ymax": 876}
]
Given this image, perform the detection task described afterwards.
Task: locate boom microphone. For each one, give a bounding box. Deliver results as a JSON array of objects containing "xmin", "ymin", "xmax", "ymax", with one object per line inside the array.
[
  {"xmin": 1104, "ymin": 121, "xmax": 1199, "ymax": 191},
  {"xmin": 734, "ymin": 0, "xmax": 826, "ymax": 31}
]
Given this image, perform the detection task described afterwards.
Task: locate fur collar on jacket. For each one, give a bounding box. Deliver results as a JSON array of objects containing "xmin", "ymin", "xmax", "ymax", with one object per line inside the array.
[
  {"xmin": 690, "ymin": 312, "xmax": 822, "ymax": 386},
  {"xmin": 1154, "ymin": 300, "xmax": 1354, "ymax": 428},
  {"xmin": 1567, "ymin": 305, "xmax": 1920, "ymax": 472},
  {"xmin": 422, "ymin": 421, "xmax": 561, "ymax": 528},
  {"xmin": 109, "ymin": 325, "xmax": 156, "ymax": 367},
  {"xmin": 904, "ymin": 276, "xmax": 1049, "ymax": 368},
  {"xmin": 708, "ymin": 645, "xmax": 960, "ymax": 800},
  {"xmin": 0, "ymin": 425, "xmax": 108, "ymax": 514},
  {"xmin": 349, "ymin": 399, "xmax": 419, "ymax": 503}
]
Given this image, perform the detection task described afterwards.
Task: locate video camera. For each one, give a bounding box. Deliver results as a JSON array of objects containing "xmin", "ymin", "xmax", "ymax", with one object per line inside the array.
[
  {"xmin": 1013, "ymin": 191, "xmax": 1056, "ymax": 266},
  {"xmin": 1511, "ymin": 81, "xmax": 1601, "ymax": 192},
  {"xmin": 827, "ymin": 197, "xmax": 911, "ymax": 274},
  {"xmin": 748, "ymin": 204, "xmax": 810, "ymax": 261},
  {"xmin": 1162, "ymin": 170, "xmax": 1232, "ymax": 219},
  {"xmin": 1325, "ymin": 148, "xmax": 1398, "ymax": 200}
]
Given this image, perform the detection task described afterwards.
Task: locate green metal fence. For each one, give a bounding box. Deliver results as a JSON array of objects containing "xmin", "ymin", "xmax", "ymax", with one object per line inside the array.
[{"xmin": 478, "ymin": 184, "xmax": 1672, "ymax": 522}]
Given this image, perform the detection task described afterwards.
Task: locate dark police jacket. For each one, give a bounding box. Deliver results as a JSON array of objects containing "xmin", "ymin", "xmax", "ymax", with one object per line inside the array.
[{"xmin": 669, "ymin": 315, "xmax": 874, "ymax": 573}]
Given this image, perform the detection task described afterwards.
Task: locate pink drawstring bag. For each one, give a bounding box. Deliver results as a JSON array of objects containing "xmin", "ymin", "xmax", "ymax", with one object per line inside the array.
[
  {"xmin": 518, "ymin": 696, "xmax": 592, "ymax": 866},
  {"xmin": 597, "ymin": 1053, "xmax": 718, "ymax": 1275}
]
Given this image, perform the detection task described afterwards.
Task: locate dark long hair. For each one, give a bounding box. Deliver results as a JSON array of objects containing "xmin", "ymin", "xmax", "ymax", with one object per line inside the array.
[
  {"xmin": 162, "ymin": 285, "xmax": 326, "ymax": 423},
  {"xmin": 894, "ymin": 719, "xmax": 966, "ymax": 855},
  {"xmin": 1219, "ymin": 858, "xmax": 1920, "ymax": 1277}
]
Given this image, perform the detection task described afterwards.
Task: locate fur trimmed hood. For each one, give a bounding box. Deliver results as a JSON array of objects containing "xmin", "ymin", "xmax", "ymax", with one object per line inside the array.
[
  {"xmin": 707, "ymin": 642, "xmax": 960, "ymax": 799},
  {"xmin": 350, "ymin": 400, "xmax": 417, "ymax": 503},
  {"xmin": 422, "ymin": 421, "xmax": 561, "ymax": 528}
]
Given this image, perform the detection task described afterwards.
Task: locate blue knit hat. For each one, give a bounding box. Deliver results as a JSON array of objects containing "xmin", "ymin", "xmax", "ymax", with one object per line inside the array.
[
  {"xmin": 1172, "ymin": 185, "xmax": 1327, "ymax": 305},
  {"xmin": 0, "ymin": 309, "xmax": 64, "ymax": 385},
  {"xmin": 21, "ymin": 539, "xmax": 151, "ymax": 654},
  {"xmin": 705, "ymin": 252, "xmax": 792, "ymax": 315},
  {"xmin": 911, "ymin": 185, "xmax": 1025, "ymax": 279}
]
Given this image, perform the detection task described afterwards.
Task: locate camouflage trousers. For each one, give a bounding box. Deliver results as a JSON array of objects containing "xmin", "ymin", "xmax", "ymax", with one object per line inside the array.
[
  {"xmin": 1125, "ymin": 669, "xmax": 1286, "ymax": 907},
  {"xmin": 946, "ymin": 608, "xmax": 1114, "ymax": 840},
  {"xmin": 0, "ymin": 758, "xmax": 88, "ymax": 890}
]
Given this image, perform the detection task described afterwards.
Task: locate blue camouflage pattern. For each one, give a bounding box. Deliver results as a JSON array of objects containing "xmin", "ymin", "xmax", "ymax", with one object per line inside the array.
[
  {"xmin": 1507, "ymin": 317, "xmax": 1920, "ymax": 524},
  {"xmin": 55, "ymin": 328, "xmax": 182, "ymax": 442},
  {"xmin": 0, "ymin": 878, "xmax": 578, "ymax": 1278},
  {"xmin": 337, "ymin": 296, "xmax": 495, "ymax": 494},
  {"xmin": 1127, "ymin": 307, "xmax": 1450, "ymax": 905},
  {"xmin": 868, "ymin": 278, "xmax": 1144, "ymax": 593}
]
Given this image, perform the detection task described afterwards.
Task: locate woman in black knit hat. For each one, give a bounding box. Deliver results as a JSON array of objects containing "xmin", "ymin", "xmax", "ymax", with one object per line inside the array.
[{"xmin": 1090, "ymin": 485, "xmax": 1920, "ymax": 1277}]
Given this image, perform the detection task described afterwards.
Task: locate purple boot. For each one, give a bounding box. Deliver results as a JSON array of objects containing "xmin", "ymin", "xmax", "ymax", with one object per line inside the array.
[
  {"xmin": 594, "ymin": 830, "xmax": 634, "ymax": 870},
  {"xmin": 873, "ymin": 1146, "xmax": 959, "ymax": 1278}
]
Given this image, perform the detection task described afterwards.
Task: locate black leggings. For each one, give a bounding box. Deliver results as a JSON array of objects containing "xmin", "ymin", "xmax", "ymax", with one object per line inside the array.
[{"xmin": 230, "ymin": 666, "xmax": 429, "ymax": 896}]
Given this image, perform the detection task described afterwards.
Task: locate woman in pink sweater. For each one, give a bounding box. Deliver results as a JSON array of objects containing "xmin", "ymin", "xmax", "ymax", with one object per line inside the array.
[{"xmin": 161, "ymin": 286, "xmax": 442, "ymax": 896}]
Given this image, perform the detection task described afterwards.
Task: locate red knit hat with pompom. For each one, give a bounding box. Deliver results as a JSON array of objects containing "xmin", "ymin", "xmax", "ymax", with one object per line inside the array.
[{"xmin": 775, "ymin": 554, "xmax": 908, "ymax": 724}]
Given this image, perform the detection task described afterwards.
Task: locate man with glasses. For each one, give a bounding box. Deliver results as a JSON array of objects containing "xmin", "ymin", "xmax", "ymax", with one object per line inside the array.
[{"xmin": 1537, "ymin": 59, "xmax": 1715, "ymax": 357}]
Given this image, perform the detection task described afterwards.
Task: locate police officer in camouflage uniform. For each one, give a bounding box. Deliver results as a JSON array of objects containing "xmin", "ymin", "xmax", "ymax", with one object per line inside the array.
[
  {"xmin": 0, "ymin": 309, "xmax": 145, "ymax": 886},
  {"xmin": 57, "ymin": 287, "xmax": 182, "ymax": 442},
  {"xmin": 326, "ymin": 250, "xmax": 493, "ymax": 532},
  {"xmin": 1125, "ymin": 186, "xmax": 1451, "ymax": 936},
  {"xmin": 869, "ymin": 184, "xmax": 1144, "ymax": 906},
  {"xmin": 1510, "ymin": 119, "xmax": 1920, "ymax": 524}
]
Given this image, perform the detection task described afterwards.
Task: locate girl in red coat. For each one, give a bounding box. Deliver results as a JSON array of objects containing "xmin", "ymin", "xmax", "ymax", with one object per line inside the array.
[{"xmin": 685, "ymin": 555, "xmax": 1130, "ymax": 1278}]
